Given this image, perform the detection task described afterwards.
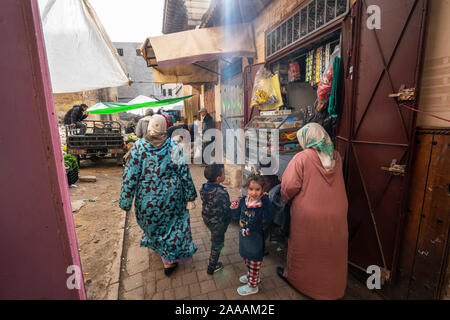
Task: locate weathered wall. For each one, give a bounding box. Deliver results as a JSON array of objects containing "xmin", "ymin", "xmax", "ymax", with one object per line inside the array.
[
  {"xmin": 417, "ymin": 0, "xmax": 450, "ymax": 128},
  {"xmin": 162, "ymin": 83, "xmax": 184, "ymax": 98},
  {"xmin": 215, "ymin": 80, "xmax": 222, "ymax": 123},
  {"xmin": 204, "ymin": 83, "xmax": 216, "ymax": 118},
  {"xmin": 183, "ymin": 85, "xmax": 202, "ymax": 124},
  {"xmin": 0, "ymin": 0, "xmax": 85, "ymax": 299}
]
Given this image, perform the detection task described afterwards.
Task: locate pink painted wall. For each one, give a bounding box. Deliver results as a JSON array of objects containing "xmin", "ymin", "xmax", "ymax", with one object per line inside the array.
[{"xmin": 0, "ymin": 0, "xmax": 86, "ymax": 299}]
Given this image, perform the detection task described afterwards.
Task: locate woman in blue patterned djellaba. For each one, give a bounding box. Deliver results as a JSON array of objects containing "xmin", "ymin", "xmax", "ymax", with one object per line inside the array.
[{"xmin": 119, "ymin": 115, "xmax": 197, "ymax": 276}]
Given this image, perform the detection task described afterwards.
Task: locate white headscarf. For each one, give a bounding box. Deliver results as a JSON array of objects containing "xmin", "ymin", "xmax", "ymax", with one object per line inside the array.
[
  {"xmin": 297, "ymin": 122, "xmax": 336, "ymax": 171},
  {"xmin": 147, "ymin": 115, "xmax": 167, "ymax": 135},
  {"xmin": 145, "ymin": 115, "xmax": 168, "ymax": 147}
]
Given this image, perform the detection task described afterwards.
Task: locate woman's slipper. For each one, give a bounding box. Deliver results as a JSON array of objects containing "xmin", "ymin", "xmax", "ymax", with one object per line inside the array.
[{"xmin": 164, "ymin": 263, "xmax": 178, "ymax": 276}]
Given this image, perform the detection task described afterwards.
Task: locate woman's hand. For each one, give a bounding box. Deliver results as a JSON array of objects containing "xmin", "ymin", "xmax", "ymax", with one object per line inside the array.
[
  {"xmin": 186, "ymin": 201, "xmax": 196, "ymax": 210},
  {"xmin": 230, "ymin": 200, "xmax": 239, "ymax": 210}
]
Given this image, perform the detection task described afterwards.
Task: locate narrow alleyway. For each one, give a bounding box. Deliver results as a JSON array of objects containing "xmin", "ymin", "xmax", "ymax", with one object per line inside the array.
[{"xmin": 117, "ymin": 164, "xmax": 383, "ymax": 300}]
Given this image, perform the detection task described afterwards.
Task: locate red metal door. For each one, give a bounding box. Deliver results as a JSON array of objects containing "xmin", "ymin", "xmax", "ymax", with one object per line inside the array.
[
  {"xmin": 243, "ymin": 63, "xmax": 264, "ymax": 125},
  {"xmin": 337, "ymin": 0, "xmax": 429, "ymax": 282}
]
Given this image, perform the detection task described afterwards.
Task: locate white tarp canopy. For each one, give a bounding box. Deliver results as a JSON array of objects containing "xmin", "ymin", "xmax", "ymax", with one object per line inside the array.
[
  {"xmin": 40, "ymin": 0, "xmax": 130, "ymax": 93},
  {"xmin": 126, "ymin": 95, "xmax": 184, "ymax": 116}
]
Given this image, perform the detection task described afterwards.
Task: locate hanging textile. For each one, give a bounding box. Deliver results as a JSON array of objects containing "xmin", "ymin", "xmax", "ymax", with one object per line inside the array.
[
  {"xmin": 324, "ymin": 43, "xmax": 331, "ymax": 71},
  {"xmin": 328, "ymin": 56, "xmax": 342, "ymax": 118},
  {"xmin": 314, "ymin": 47, "xmax": 323, "ymax": 86},
  {"xmin": 305, "ymin": 50, "xmax": 314, "ymax": 83},
  {"xmin": 289, "ymin": 61, "xmax": 301, "ymax": 82}
]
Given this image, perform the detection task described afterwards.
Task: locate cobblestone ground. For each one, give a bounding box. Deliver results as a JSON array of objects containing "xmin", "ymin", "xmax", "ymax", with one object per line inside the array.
[{"xmin": 118, "ymin": 164, "xmax": 382, "ymax": 300}]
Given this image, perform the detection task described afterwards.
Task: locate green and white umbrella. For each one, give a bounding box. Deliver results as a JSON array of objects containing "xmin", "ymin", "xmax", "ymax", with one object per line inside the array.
[{"xmin": 87, "ymin": 95, "xmax": 193, "ymax": 114}]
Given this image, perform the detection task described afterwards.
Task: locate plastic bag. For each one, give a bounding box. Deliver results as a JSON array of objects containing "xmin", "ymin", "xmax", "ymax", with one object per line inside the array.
[
  {"xmin": 316, "ymin": 46, "xmax": 341, "ymax": 111},
  {"xmin": 251, "ymin": 68, "xmax": 282, "ymax": 110}
]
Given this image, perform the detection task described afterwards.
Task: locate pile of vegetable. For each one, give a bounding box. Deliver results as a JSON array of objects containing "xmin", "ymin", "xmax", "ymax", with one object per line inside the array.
[
  {"xmin": 127, "ymin": 133, "xmax": 138, "ymax": 142},
  {"xmin": 64, "ymin": 154, "xmax": 79, "ymax": 172}
]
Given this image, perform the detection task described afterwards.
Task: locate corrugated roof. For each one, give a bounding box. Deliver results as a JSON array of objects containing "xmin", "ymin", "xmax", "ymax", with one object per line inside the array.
[{"xmin": 163, "ymin": 0, "xmax": 211, "ymax": 34}]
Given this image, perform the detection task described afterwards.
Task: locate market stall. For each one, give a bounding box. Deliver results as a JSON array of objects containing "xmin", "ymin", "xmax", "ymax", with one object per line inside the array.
[
  {"xmin": 241, "ymin": 2, "xmax": 348, "ymax": 244},
  {"xmin": 243, "ymin": 30, "xmax": 343, "ymax": 180},
  {"xmin": 268, "ymin": 32, "xmax": 342, "ymax": 140}
]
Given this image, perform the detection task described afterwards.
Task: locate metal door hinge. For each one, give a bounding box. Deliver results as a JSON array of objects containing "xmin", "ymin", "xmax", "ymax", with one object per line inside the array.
[
  {"xmin": 381, "ymin": 159, "xmax": 406, "ymax": 176},
  {"xmin": 389, "ymin": 85, "xmax": 416, "ymax": 101}
]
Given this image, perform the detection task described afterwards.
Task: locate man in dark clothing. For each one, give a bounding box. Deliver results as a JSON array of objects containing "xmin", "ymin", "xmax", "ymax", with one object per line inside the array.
[
  {"xmin": 64, "ymin": 104, "xmax": 89, "ymax": 134},
  {"xmin": 125, "ymin": 117, "xmax": 137, "ymax": 134},
  {"xmin": 199, "ymin": 108, "xmax": 215, "ymax": 134},
  {"xmin": 200, "ymin": 163, "xmax": 231, "ymax": 275},
  {"xmin": 199, "ymin": 108, "xmax": 216, "ymax": 164}
]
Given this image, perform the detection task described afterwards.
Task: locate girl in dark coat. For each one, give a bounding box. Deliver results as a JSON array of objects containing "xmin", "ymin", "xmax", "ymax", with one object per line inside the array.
[{"xmin": 230, "ymin": 174, "xmax": 274, "ymax": 296}]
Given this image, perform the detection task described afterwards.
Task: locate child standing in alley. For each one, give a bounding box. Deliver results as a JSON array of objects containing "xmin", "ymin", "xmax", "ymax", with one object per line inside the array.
[
  {"xmin": 230, "ymin": 173, "xmax": 275, "ymax": 296},
  {"xmin": 200, "ymin": 163, "xmax": 232, "ymax": 275}
]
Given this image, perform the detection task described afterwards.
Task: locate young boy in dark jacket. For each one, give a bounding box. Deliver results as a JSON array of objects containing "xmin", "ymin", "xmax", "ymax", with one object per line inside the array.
[{"xmin": 200, "ymin": 163, "xmax": 232, "ymax": 275}]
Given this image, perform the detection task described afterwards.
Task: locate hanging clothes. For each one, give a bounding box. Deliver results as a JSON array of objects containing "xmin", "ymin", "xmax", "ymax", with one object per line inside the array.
[
  {"xmin": 324, "ymin": 43, "xmax": 331, "ymax": 71},
  {"xmin": 328, "ymin": 56, "xmax": 342, "ymax": 118},
  {"xmin": 314, "ymin": 47, "xmax": 323, "ymax": 86}
]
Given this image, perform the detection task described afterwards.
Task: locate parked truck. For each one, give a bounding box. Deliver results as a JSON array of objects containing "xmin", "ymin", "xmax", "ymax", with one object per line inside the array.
[{"xmin": 65, "ymin": 120, "xmax": 126, "ymax": 165}]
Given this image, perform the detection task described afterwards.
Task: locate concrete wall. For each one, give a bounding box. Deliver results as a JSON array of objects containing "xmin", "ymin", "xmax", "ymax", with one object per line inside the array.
[
  {"xmin": 417, "ymin": 0, "xmax": 450, "ymax": 128},
  {"xmin": 0, "ymin": 0, "xmax": 85, "ymax": 299},
  {"xmin": 162, "ymin": 83, "xmax": 184, "ymax": 98},
  {"xmin": 113, "ymin": 42, "xmax": 162, "ymax": 102}
]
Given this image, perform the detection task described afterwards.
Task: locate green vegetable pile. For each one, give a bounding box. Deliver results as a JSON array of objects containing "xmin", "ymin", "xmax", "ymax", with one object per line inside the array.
[
  {"xmin": 64, "ymin": 154, "xmax": 79, "ymax": 172},
  {"xmin": 127, "ymin": 133, "xmax": 139, "ymax": 142}
]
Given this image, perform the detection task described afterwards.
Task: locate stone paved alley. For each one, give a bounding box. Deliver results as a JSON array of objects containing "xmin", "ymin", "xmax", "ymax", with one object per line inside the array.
[{"xmin": 115, "ymin": 165, "xmax": 382, "ymax": 300}]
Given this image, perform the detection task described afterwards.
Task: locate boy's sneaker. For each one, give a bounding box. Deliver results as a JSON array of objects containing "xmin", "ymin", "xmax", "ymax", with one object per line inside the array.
[
  {"xmin": 239, "ymin": 275, "xmax": 261, "ymax": 284},
  {"xmin": 207, "ymin": 261, "xmax": 224, "ymax": 275},
  {"xmin": 237, "ymin": 284, "xmax": 259, "ymax": 296}
]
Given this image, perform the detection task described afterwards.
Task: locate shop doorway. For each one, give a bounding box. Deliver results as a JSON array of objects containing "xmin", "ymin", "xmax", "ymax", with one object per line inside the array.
[{"xmin": 337, "ymin": 0, "xmax": 429, "ymax": 284}]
